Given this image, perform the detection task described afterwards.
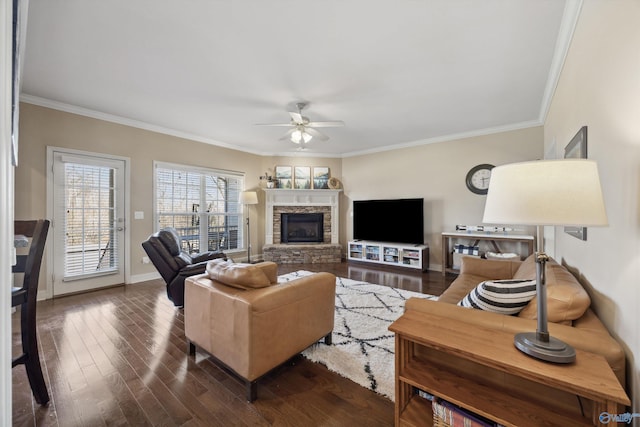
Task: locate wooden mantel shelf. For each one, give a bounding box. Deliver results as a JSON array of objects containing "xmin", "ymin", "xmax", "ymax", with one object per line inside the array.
[{"xmin": 262, "ymin": 188, "xmax": 342, "ymax": 196}]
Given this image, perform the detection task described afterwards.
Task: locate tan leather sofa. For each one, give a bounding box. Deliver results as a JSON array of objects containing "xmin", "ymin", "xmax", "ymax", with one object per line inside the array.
[
  {"xmin": 184, "ymin": 260, "xmax": 336, "ymax": 401},
  {"xmin": 406, "ymin": 255, "xmax": 626, "ymax": 387}
]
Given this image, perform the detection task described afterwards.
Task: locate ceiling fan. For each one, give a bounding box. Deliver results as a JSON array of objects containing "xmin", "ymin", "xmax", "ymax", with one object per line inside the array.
[{"xmin": 255, "ymin": 102, "xmax": 344, "ymax": 144}]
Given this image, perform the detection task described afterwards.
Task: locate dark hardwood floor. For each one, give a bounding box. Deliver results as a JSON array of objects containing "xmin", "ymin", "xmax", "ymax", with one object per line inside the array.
[{"xmin": 12, "ymin": 262, "xmax": 455, "ymax": 426}]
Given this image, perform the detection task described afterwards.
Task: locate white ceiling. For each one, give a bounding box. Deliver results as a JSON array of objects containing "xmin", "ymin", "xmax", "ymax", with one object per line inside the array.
[{"xmin": 21, "ymin": 1, "xmax": 578, "ymax": 158}]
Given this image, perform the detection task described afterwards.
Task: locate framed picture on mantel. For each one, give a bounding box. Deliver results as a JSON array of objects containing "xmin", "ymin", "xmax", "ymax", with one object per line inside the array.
[
  {"xmin": 294, "ymin": 166, "xmax": 311, "ymax": 189},
  {"xmin": 564, "ymin": 126, "xmax": 588, "ymax": 241},
  {"xmin": 313, "ymin": 167, "xmax": 330, "ymax": 189},
  {"xmin": 275, "ymin": 166, "xmax": 292, "ymax": 189}
]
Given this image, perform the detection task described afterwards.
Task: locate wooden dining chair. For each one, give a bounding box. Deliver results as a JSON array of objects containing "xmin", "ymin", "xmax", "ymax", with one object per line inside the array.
[{"xmin": 12, "ymin": 219, "xmax": 50, "ymax": 405}]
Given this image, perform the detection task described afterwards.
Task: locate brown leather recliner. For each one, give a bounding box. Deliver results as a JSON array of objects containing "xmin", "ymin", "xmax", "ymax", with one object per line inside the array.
[{"xmin": 142, "ymin": 227, "xmax": 226, "ymax": 307}]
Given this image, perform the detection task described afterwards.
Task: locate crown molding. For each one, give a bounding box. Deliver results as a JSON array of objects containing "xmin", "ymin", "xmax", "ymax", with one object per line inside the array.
[
  {"xmin": 20, "ymin": 94, "xmax": 274, "ymax": 156},
  {"xmin": 538, "ymin": 0, "xmax": 583, "ymax": 123},
  {"xmin": 20, "ymin": 94, "xmax": 546, "ymax": 159},
  {"xmin": 340, "ymin": 120, "xmax": 543, "ymax": 158}
]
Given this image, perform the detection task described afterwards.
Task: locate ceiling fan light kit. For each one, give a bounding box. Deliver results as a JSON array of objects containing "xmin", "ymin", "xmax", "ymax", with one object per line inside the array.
[
  {"xmin": 256, "ymin": 102, "xmax": 344, "ymax": 145},
  {"xmin": 291, "ymin": 127, "xmax": 312, "ymax": 144}
]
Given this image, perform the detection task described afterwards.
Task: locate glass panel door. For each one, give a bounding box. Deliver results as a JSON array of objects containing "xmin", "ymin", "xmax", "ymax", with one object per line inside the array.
[{"xmin": 52, "ymin": 151, "xmax": 126, "ymax": 295}]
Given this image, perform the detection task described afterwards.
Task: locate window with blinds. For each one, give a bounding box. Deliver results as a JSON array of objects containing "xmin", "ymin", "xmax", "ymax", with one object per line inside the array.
[
  {"xmin": 154, "ymin": 163, "xmax": 244, "ymax": 253},
  {"xmin": 64, "ymin": 163, "xmax": 119, "ymax": 278}
]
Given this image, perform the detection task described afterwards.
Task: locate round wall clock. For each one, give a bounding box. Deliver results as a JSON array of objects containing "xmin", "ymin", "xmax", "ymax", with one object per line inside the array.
[{"xmin": 465, "ymin": 164, "xmax": 495, "ymax": 195}]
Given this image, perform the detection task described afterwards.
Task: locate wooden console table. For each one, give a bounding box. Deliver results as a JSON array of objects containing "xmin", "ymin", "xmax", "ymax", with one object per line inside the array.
[
  {"xmin": 389, "ymin": 306, "xmax": 630, "ymax": 426},
  {"xmin": 441, "ymin": 231, "xmax": 534, "ymax": 276}
]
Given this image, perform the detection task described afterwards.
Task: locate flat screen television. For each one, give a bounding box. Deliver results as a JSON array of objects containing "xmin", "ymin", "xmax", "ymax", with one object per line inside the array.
[{"xmin": 353, "ymin": 198, "xmax": 424, "ymax": 245}]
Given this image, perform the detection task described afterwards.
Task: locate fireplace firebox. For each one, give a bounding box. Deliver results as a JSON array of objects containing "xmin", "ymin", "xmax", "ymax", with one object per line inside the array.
[{"xmin": 281, "ymin": 213, "xmax": 324, "ymax": 243}]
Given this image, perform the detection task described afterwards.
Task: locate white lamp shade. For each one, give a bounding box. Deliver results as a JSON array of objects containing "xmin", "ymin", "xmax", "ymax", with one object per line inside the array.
[
  {"xmin": 239, "ymin": 191, "xmax": 258, "ymax": 205},
  {"xmin": 483, "ymin": 159, "xmax": 608, "ymax": 226}
]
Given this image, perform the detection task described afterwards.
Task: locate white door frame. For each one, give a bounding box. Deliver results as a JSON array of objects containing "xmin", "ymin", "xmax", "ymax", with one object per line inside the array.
[
  {"xmin": 46, "ymin": 146, "xmax": 131, "ymax": 299},
  {"xmin": 1, "ymin": 0, "xmax": 16, "ymax": 421}
]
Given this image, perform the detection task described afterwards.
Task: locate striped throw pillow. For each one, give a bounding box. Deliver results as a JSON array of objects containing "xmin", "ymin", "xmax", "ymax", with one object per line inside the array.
[{"xmin": 458, "ymin": 279, "xmax": 537, "ymax": 315}]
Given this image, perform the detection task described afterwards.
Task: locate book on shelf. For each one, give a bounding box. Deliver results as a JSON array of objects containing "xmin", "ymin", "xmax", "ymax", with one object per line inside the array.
[
  {"xmin": 432, "ymin": 398, "xmax": 498, "ymax": 427},
  {"xmin": 414, "ymin": 387, "xmax": 435, "ymax": 401}
]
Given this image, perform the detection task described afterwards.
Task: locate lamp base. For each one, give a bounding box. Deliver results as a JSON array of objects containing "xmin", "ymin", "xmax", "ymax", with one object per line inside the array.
[{"xmin": 514, "ymin": 332, "xmax": 576, "ymax": 364}]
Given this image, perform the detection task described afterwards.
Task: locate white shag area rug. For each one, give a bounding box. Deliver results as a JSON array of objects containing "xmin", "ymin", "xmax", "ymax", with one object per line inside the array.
[{"xmin": 278, "ymin": 271, "xmax": 437, "ymax": 401}]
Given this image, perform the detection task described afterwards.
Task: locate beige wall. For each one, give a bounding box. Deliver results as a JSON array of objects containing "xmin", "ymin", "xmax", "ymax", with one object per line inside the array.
[
  {"xmin": 16, "ymin": 103, "xmax": 267, "ymax": 292},
  {"xmin": 341, "ymin": 127, "xmax": 542, "ymax": 269},
  {"xmin": 17, "ymin": 103, "xmax": 541, "ymax": 288},
  {"xmin": 15, "ymin": 104, "xmax": 345, "ymax": 289},
  {"xmin": 544, "ymin": 0, "xmax": 640, "ymax": 412}
]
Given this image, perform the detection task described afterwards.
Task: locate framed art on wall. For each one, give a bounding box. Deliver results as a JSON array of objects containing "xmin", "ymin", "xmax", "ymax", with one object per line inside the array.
[
  {"xmin": 564, "ymin": 126, "xmax": 588, "ymax": 240},
  {"xmin": 275, "ymin": 166, "xmax": 292, "ymax": 189},
  {"xmin": 294, "ymin": 166, "xmax": 311, "ymax": 189},
  {"xmin": 565, "ymin": 126, "xmax": 587, "ymax": 159},
  {"xmin": 313, "ymin": 167, "xmax": 330, "ymax": 189}
]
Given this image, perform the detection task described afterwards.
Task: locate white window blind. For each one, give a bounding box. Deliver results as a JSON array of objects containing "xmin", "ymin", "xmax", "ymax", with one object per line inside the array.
[
  {"xmin": 64, "ymin": 162, "xmax": 119, "ymax": 278},
  {"xmin": 154, "ymin": 162, "xmax": 244, "ymax": 253}
]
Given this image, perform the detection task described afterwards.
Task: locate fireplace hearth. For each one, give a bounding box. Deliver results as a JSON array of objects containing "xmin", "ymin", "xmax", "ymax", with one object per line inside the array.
[{"xmin": 281, "ymin": 213, "xmax": 324, "ymax": 243}]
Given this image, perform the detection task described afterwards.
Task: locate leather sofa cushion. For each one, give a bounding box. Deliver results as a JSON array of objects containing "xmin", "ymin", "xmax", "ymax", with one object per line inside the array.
[
  {"xmin": 439, "ymin": 273, "xmax": 491, "ymax": 304},
  {"xmin": 206, "ymin": 260, "xmax": 276, "ymax": 289},
  {"xmin": 511, "ymin": 254, "xmax": 538, "ymax": 281},
  {"xmin": 438, "ymin": 256, "xmax": 523, "ymax": 304},
  {"xmin": 254, "ymin": 261, "xmax": 278, "ymax": 284},
  {"xmin": 514, "ymin": 255, "xmax": 591, "ymax": 323}
]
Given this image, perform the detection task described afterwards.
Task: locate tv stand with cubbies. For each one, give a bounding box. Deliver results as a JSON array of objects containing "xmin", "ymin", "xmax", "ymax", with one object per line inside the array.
[{"xmin": 348, "ymin": 241, "xmax": 429, "ymax": 271}]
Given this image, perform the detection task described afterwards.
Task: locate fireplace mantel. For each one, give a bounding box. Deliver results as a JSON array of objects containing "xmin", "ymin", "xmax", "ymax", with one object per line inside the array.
[{"xmin": 264, "ymin": 189, "xmax": 342, "ymax": 244}]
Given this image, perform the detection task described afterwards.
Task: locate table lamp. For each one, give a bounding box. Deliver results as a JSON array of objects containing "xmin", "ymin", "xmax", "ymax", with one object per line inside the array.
[
  {"xmin": 239, "ymin": 191, "xmax": 259, "ymax": 263},
  {"xmin": 482, "ymin": 159, "xmax": 608, "ymax": 363}
]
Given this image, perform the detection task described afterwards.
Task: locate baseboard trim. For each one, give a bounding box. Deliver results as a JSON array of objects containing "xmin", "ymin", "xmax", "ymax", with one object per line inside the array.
[{"xmin": 128, "ymin": 272, "xmax": 161, "ymax": 284}]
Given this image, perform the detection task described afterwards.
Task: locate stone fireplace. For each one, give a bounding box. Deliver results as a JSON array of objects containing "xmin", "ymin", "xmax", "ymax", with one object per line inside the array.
[{"xmin": 262, "ymin": 189, "xmax": 342, "ymax": 263}]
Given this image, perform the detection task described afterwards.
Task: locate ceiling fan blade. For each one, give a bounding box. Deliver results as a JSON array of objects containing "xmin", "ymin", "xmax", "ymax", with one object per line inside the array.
[
  {"xmin": 258, "ymin": 103, "xmax": 343, "ymax": 142},
  {"xmin": 279, "ymin": 128, "xmax": 296, "ymax": 141},
  {"xmin": 254, "ymin": 122, "xmax": 293, "ymax": 127},
  {"xmin": 307, "ymin": 120, "xmax": 345, "ymax": 128},
  {"xmin": 289, "ymin": 111, "xmax": 304, "ymax": 124},
  {"xmin": 305, "ymin": 127, "xmax": 329, "ymax": 141}
]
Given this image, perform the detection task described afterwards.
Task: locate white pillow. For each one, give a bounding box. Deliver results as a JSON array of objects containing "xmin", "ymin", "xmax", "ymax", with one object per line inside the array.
[
  {"xmin": 458, "ymin": 279, "xmax": 537, "ymax": 315},
  {"xmin": 485, "ymin": 251, "xmax": 519, "ymax": 260}
]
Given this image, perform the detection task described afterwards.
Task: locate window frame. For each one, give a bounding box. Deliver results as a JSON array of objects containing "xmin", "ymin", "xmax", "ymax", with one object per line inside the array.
[{"xmin": 153, "ymin": 161, "xmax": 246, "ymax": 255}]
